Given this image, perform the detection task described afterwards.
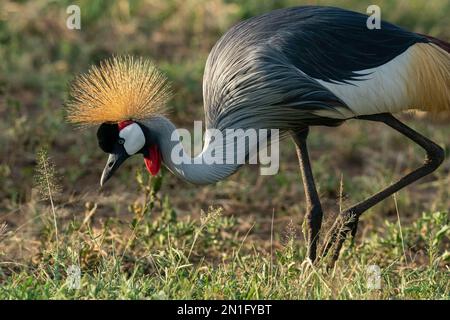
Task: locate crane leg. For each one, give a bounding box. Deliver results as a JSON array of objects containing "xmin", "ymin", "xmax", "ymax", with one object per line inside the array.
[
  {"xmin": 320, "ymin": 113, "xmax": 444, "ymax": 266},
  {"xmin": 292, "ymin": 128, "xmax": 324, "ymax": 262}
]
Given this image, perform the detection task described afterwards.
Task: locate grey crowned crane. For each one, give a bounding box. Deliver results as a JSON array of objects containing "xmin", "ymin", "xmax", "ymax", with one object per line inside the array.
[{"xmin": 66, "ymin": 6, "xmax": 449, "ymax": 265}]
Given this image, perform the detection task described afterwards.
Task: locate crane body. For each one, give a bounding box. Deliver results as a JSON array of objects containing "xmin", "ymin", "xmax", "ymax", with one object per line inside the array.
[
  {"xmin": 203, "ymin": 6, "xmax": 449, "ymax": 128},
  {"xmin": 67, "ymin": 6, "xmax": 449, "ymax": 264}
]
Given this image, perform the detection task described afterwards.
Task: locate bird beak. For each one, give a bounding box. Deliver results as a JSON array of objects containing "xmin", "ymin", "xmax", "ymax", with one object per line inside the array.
[{"xmin": 100, "ymin": 152, "xmax": 128, "ymax": 187}]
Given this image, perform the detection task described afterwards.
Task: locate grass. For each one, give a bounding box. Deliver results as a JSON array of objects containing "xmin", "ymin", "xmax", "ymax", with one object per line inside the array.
[
  {"xmin": 0, "ymin": 0, "xmax": 449, "ymax": 299},
  {"xmin": 1, "ymin": 171, "xmax": 448, "ymax": 299},
  {"xmin": 1, "ymin": 157, "xmax": 449, "ymax": 299}
]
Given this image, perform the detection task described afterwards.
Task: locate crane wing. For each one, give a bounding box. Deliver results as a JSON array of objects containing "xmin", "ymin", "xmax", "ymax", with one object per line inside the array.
[
  {"xmin": 247, "ymin": 6, "xmax": 427, "ymax": 84},
  {"xmin": 203, "ymin": 6, "xmax": 430, "ymax": 130}
]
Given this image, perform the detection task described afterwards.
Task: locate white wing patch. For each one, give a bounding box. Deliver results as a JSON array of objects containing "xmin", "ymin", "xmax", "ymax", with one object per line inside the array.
[
  {"xmin": 313, "ymin": 46, "xmax": 414, "ymax": 118},
  {"xmin": 119, "ymin": 123, "xmax": 146, "ymax": 155}
]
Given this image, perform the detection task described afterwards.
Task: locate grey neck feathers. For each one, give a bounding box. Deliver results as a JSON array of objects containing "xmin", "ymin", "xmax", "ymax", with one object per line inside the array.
[{"xmin": 140, "ymin": 116, "xmax": 240, "ymax": 185}]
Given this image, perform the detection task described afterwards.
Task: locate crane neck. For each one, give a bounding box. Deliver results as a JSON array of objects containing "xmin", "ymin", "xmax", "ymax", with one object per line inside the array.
[{"xmin": 140, "ymin": 116, "xmax": 240, "ymax": 185}]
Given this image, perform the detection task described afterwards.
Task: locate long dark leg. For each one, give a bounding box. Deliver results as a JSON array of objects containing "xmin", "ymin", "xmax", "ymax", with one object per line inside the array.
[
  {"xmin": 292, "ymin": 128, "xmax": 324, "ymax": 262},
  {"xmin": 321, "ymin": 113, "xmax": 445, "ymax": 265}
]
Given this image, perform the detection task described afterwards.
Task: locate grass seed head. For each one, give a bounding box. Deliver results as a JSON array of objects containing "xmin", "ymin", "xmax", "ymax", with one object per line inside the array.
[{"xmin": 34, "ymin": 147, "xmax": 61, "ymax": 201}]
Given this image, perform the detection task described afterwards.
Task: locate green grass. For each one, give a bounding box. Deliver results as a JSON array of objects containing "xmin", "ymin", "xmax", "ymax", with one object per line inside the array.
[
  {"xmin": 0, "ymin": 0, "xmax": 449, "ymax": 300},
  {"xmin": 1, "ymin": 172, "xmax": 448, "ymax": 299},
  {"xmin": 0, "ymin": 174, "xmax": 450, "ymax": 299}
]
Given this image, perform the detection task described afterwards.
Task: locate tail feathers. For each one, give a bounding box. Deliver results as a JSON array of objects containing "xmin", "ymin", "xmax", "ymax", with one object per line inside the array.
[{"xmin": 418, "ymin": 33, "xmax": 450, "ymax": 53}]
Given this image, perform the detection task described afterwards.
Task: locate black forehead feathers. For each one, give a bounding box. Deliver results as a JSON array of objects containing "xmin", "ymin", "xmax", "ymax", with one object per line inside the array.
[{"xmin": 97, "ymin": 123, "xmax": 118, "ymax": 153}]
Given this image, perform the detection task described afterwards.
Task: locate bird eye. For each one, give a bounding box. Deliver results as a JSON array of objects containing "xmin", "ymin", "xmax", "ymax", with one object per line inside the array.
[{"xmin": 118, "ymin": 138, "xmax": 125, "ymax": 145}]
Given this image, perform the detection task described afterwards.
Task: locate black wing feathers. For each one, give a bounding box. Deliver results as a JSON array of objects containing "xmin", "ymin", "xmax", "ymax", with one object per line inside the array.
[{"xmin": 231, "ymin": 6, "xmax": 428, "ymax": 83}]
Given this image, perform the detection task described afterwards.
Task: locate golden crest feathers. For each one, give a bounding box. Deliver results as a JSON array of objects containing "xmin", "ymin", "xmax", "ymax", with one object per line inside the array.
[{"xmin": 66, "ymin": 55, "xmax": 171, "ymax": 126}]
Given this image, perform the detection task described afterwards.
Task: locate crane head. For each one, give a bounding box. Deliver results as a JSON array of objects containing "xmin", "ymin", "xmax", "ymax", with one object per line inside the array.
[
  {"xmin": 97, "ymin": 120, "xmax": 161, "ymax": 187},
  {"xmin": 65, "ymin": 55, "xmax": 171, "ymax": 187}
]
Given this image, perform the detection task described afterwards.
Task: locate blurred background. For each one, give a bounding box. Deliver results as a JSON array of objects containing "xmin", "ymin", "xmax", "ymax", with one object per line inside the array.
[{"xmin": 0, "ymin": 0, "xmax": 449, "ymax": 267}]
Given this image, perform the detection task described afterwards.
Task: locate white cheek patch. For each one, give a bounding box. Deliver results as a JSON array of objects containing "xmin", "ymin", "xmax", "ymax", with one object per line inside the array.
[{"xmin": 119, "ymin": 123, "xmax": 146, "ymax": 155}]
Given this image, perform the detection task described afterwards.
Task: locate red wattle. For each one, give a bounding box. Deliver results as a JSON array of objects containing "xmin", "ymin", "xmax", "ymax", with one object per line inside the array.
[{"xmin": 144, "ymin": 145, "xmax": 161, "ymax": 176}]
